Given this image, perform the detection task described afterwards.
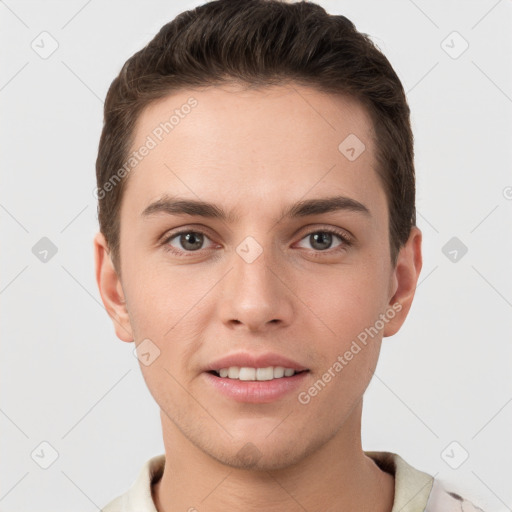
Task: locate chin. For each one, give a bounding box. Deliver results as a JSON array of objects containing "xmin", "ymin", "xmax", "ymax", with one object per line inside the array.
[
  {"xmin": 203, "ymin": 433, "xmax": 324, "ymax": 472},
  {"xmin": 218, "ymin": 448, "xmax": 304, "ymax": 472}
]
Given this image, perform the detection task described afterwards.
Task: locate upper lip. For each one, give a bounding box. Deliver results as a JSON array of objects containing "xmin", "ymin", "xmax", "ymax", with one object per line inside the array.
[{"xmin": 205, "ymin": 352, "xmax": 309, "ymax": 372}]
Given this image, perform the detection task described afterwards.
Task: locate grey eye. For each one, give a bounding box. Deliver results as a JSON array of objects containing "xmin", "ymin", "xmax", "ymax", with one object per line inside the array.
[{"xmin": 297, "ymin": 231, "xmax": 344, "ymax": 251}]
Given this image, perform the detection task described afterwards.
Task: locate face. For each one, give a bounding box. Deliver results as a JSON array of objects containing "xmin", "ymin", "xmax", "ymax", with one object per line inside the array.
[{"xmin": 95, "ymin": 83, "xmax": 421, "ymax": 471}]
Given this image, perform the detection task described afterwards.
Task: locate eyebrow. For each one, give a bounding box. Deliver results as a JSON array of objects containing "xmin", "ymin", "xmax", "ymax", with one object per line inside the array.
[{"xmin": 141, "ymin": 194, "xmax": 371, "ymax": 223}]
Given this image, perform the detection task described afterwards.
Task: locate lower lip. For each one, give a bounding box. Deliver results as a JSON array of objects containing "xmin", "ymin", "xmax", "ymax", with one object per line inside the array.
[{"xmin": 203, "ymin": 371, "xmax": 309, "ymax": 403}]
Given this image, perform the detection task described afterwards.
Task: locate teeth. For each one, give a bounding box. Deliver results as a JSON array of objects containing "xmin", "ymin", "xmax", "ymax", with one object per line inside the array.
[
  {"xmin": 239, "ymin": 367, "xmax": 256, "ymax": 381},
  {"xmin": 256, "ymin": 367, "xmax": 273, "ymax": 381},
  {"xmin": 214, "ymin": 366, "xmax": 302, "ymax": 381},
  {"xmin": 273, "ymin": 366, "xmax": 285, "ymax": 378},
  {"xmin": 228, "ymin": 367, "xmax": 240, "ymax": 379}
]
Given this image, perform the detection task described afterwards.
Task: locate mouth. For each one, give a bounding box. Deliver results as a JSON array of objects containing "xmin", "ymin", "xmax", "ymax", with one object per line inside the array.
[
  {"xmin": 203, "ymin": 352, "xmax": 310, "ymax": 403},
  {"xmin": 207, "ymin": 366, "xmax": 309, "ymax": 381},
  {"xmin": 203, "ymin": 366, "xmax": 310, "ymax": 403}
]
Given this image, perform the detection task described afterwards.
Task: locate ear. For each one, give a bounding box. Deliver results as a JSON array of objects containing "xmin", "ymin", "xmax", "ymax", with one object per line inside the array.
[
  {"xmin": 93, "ymin": 231, "xmax": 134, "ymax": 342},
  {"xmin": 383, "ymin": 226, "xmax": 422, "ymax": 337}
]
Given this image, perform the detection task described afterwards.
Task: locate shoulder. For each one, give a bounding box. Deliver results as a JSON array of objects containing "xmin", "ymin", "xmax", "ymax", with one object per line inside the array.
[
  {"xmin": 101, "ymin": 453, "xmax": 165, "ymax": 512},
  {"xmin": 426, "ymin": 479, "xmax": 487, "ymax": 512},
  {"xmin": 365, "ymin": 451, "xmax": 487, "ymax": 512},
  {"xmin": 101, "ymin": 493, "xmax": 127, "ymax": 512}
]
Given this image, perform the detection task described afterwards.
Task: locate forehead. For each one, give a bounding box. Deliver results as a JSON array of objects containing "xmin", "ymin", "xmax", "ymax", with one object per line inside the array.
[{"xmin": 122, "ymin": 83, "xmax": 383, "ymax": 219}]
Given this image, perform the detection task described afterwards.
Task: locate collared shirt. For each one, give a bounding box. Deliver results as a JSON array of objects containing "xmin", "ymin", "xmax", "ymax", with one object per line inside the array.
[{"xmin": 101, "ymin": 451, "xmax": 486, "ymax": 512}]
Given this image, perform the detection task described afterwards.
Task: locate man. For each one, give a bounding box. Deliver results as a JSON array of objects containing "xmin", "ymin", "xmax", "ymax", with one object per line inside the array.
[{"xmin": 94, "ymin": 1, "xmax": 484, "ymax": 510}]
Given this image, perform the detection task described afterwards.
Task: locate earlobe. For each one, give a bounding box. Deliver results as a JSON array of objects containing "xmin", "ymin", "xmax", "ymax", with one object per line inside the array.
[
  {"xmin": 383, "ymin": 227, "xmax": 422, "ymax": 337},
  {"xmin": 93, "ymin": 232, "xmax": 134, "ymax": 343}
]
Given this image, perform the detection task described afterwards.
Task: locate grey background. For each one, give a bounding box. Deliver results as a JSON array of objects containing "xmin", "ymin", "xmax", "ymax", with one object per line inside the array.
[{"xmin": 1, "ymin": 0, "xmax": 511, "ymax": 510}]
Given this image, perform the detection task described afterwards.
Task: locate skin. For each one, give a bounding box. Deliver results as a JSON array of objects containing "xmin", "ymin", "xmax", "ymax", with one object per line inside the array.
[{"xmin": 94, "ymin": 83, "xmax": 422, "ymax": 512}]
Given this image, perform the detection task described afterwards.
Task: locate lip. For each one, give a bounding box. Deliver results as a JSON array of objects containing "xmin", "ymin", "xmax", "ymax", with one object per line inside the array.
[
  {"xmin": 203, "ymin": 370, "xmax": 309, "ymax": 403},
  {"xmin": 202, "ymin": 351, "xmax": 310, "ymax": 404},
  {"xmin": 205, "ymin": 352, "xmax": 309, "ymax": 373}
]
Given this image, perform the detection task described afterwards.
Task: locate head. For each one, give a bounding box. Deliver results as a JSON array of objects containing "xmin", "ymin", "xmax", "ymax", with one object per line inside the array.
[{"xmin": 94, "ymin": 0, "xmax": 421, "ymax": 471}]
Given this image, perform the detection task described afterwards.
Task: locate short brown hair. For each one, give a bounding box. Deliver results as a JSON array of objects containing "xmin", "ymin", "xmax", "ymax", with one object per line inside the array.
[{"xmin": 96, "ymin": 0, "xmax": 415, "ymax": 275}]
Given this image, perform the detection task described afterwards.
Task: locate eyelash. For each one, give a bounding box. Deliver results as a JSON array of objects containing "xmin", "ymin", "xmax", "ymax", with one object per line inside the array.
[{"xmin": 161, "ymin": 227, "xmax": 353, "ymax": 258}]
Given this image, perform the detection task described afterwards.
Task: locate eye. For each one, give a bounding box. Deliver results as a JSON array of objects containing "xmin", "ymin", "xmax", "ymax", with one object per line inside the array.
[
  {"xmin": 161, "ymin": 226, "xmax": 353, "ymax": 258},
  {"xmin": 163, "ymin": 230, "xmax": 216, "ymax": 256},
  {"xmin": 296, "ymin": 228, "xmax": 352, "ymax": 252}
]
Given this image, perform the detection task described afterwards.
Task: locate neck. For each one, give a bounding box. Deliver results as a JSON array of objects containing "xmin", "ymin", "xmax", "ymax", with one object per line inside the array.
[{"xmin": 153, "ymin": 401, "xmax": 394, "ymax": 512}]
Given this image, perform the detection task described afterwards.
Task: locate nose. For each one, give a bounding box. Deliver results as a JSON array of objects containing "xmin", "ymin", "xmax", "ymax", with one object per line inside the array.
[{"xmin": 218, "ymin": 242, "xmax": 294, "ymax": 333}]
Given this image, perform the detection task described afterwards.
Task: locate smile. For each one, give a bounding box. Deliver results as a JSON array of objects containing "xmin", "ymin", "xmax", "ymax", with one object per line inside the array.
[{"xmin": 210, "ymin": 366, "xmax": 307, "ymax": 381}]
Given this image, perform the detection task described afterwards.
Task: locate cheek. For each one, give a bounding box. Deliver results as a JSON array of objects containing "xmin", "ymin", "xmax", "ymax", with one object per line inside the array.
[
  {"xmin": 296, "ymin": 262, "xmax": 389, "ymax": 402},
  {"xmin": 123, "ymin": 260, "xmax": 209, "ymax": 370},
  {"xmin": 298, "ymin": 262, "xmax": 388, "ymax": 339},
  {"xmin": 123, "ymin": 254, "xmax": 187, "ymax": 331},
  {"xmin": 129, "ymin": 300, "xmax": 202, "ymax": 413}
]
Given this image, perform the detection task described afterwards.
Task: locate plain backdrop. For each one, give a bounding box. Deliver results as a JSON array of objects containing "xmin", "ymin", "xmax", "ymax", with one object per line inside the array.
[{"xmin": 1, "ymin": 1, "xmax": 511, "ymax": 510}]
